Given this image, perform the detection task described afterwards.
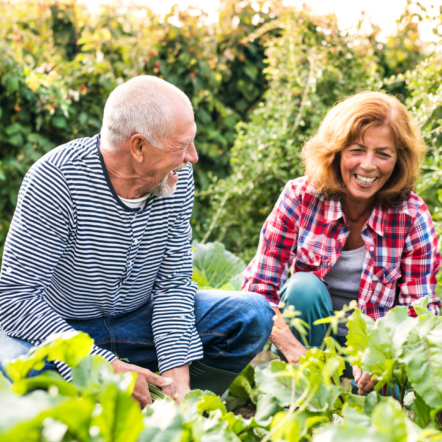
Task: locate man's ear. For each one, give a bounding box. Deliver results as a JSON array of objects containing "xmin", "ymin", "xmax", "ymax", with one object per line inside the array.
[{"xmin": 129, "ymin": 134, "xmax": 147, "ymax": 163}]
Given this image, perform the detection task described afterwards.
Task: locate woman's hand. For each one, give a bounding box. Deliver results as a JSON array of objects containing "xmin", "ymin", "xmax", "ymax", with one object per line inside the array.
[
  {"xmin": 111, "ymin": 359, "xmax": 173, "ymax": 408},
  {"xmin": 353, "ymin": 365, "xmax": 378, "ymax": 395},
  {"xmin": 269, "ymin": 307, "xmax": 307, "ymax": 364}
]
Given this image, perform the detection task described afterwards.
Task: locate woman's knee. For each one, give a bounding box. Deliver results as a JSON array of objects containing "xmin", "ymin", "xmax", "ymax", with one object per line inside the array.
[{"xmin": 281, "ymin": 272, "xmax": 329, "ymax": 310}]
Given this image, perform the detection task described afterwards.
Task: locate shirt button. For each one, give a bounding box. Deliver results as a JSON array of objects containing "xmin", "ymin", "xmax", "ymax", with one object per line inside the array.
[
  {"xmin": 6, "ymin": 267, "xmax": 12, "ymax": 274},
  {"xmin": 134, "ymin": 239, "xmax": 138, "ymax": 245},
  {"xmin": 370, "ymin": 246, "xmax": 374, "ymax": 252}
]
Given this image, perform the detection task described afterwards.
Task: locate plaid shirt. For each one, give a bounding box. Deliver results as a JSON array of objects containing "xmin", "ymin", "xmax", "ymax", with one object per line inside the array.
[{"xmin": 243, "ymin": 176, "xmax": 441, "ymax": 320}]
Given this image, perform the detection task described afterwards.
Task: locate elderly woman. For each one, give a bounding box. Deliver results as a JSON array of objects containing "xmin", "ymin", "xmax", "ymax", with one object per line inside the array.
[{"xmin": 243, "ymin": 91, "xmax": 441, "ymax": 394}]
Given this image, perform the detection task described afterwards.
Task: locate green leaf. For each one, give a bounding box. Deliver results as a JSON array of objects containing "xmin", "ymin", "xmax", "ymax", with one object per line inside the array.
[
  {"xmin": 370, "ymin": 399, "xmax": 408, "ymax": 442},
  {"xmin": 52, "ymin": 117, "xmax": 67, "ymax": 129},
  {"xmin": 405, "ymin": 314, "xmax": 442, "ymax": 346},
  {"xmin": 346, "ymin": 309, "xmax": 375, "ymax": 366},
  {"xmin": 254, "ymin": 394, "xmax": 283, "ymax": 427},
  {"xmin": 406, "ymin": 392, "xmax": 431, "ymax": 429},
  {"xmin": 139, "ymin": 398, "xmax": 184, "ymax": 442},
  {"xmin": 244, "ymin": 65, "xmax": 258, "ymax": 80},
  {"xmin": 400, "ymin": 329, "xmax": 442, "ymax": 410},
  {"xmin": 255, "ymin": 361, "xmax": 339, "ymax": 412},
  {"xmin": 411, "ymin": 295, "xmax": 432, "ymax": 316},
  {"xmin": 11, "ymin": 371, "xmax": 78, "ymax": 396},
  {"xmin": 6, "ymin": 76, "xmax": 19, "ymax": 94},
  {"xmin": 5, "ymin": 331, "xmax": 94, "ymax": 382},
  {"xmin": 191, "ymin": 242, "xmax": 245, "ymax": 289},
  {"xmin": 362, "ymin": 307, "xmax": 415, "ymax": 380},
  {"xmin": 228, "ymin": 364, "xmax": 255, "ymax": 401},
  {"xmin": 92, "ymin": 382, "xmax": 144, "ymax": 442},
  {"xmin": 180, "ymin": 390, "xmax": 227, "ymax": 421},
  {"xmin": 71, "ymin": 355, "xmax": 115, "ymax": 394}
]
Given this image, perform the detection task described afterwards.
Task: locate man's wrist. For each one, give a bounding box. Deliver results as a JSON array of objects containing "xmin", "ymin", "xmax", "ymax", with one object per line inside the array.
[{"xmin": 161, "ymin": 364, "xmax": 190, "ymax": 387}]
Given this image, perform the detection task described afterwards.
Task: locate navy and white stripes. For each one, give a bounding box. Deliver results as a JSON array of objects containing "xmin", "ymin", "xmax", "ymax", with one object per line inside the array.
[{"xmin": 0, "ymin": 135, "xmax": 203, "ymax": 379}]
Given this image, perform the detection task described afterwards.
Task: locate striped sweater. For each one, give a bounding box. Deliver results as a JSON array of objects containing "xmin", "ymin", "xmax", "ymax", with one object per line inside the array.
[{"xmin": 0, "ymin": 134, "xmax": 203, "ymax": 379}]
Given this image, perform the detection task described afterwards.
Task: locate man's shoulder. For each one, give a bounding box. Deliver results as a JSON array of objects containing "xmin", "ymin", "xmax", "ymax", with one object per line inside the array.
[{"xmin": 31, "ymin": 135, "xmax": 99, "ymax": 175}]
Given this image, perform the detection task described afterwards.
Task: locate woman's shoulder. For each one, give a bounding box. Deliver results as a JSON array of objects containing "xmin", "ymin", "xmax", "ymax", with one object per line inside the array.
[
  {"xmin": 284, "ymin": 176, "xmax": 322, "ymax": 199},
  {"xmin": 390, "ymin": 191, "xmax": 430, "ymax": 220}
]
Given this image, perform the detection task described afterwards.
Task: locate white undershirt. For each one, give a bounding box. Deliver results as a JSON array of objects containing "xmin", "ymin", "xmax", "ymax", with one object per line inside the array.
[{"xmin": 118, "ymin": 193, "xmax": 150, "ymax": 209}]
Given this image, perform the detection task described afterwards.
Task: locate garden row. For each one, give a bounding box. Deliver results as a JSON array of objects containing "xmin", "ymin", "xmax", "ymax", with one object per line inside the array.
[{"xmin": 1, "ymin": 242, "xmax": 442, "ymax": 441}]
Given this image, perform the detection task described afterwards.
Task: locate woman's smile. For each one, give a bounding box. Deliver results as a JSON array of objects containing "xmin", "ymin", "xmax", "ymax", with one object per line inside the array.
[{"xmin": 354, "ymin": 174, "xmax": 378, "ymax": 186}]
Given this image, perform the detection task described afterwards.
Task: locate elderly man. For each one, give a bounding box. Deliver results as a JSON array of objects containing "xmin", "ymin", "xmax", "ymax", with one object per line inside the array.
[{"xmin": 0, "ymin": 76, "xmax": 274, "ymax": 406}]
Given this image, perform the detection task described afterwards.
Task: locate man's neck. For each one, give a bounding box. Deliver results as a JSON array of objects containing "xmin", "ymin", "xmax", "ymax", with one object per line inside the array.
[{"xmin": 100, "ymin": 145, "xmax": 153, "ymax": 199}]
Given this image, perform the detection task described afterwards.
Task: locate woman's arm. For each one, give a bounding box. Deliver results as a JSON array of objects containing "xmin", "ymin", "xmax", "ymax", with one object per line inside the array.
[
  {"xmin": 399, "ymin": 204, "xmax": 441, "ymax": 314},
  {"xmin": 270, "ymin": 307, "xmax": 307, "ymax": 363},
  {"xmin": 243, "ymin": 179, "xmax": 307, "ymax": 361}
]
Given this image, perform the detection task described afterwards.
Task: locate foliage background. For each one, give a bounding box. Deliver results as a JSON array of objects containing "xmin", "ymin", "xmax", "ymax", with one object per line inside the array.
[{"xmin": 1, "ymin": 0, "xmax": 442, "ymax": 265}]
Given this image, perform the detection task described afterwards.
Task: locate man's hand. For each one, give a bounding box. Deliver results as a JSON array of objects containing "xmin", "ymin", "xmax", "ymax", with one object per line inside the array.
[
  {"xmin": 111, "ymin": 359, "xmax": 173, "ymax": 408},
  {"xmin": 161, "ymin": 364, "xmax": 191, "ymax": 403},
  {"xmin": 269, "ymin": 307, "xmax": 307, "ymax": 364},
  {"xmin": 353, "ymin": 366, "xmax": 378, "ymax": 395}
]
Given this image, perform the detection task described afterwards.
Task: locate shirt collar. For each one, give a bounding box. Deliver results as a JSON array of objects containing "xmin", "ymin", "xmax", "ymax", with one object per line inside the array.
[
  {"xmin": 323, "ymin": 196, "xmax": 386, "ymax": 238},
  {"xmin": 365, "ymin": 200, "xmax": 386, "ymax": 237}
]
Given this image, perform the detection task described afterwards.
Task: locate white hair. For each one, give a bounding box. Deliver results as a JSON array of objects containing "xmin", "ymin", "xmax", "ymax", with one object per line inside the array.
[{"xmin": 100, "ymin": 75, "xmax": 192, "ymax": 151}]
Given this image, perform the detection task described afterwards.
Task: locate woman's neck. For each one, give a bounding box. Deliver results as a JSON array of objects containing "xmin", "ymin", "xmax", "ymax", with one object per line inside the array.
[{"xmin": 340, "ymin": 194, "xmax": 375, "ymax": 224}]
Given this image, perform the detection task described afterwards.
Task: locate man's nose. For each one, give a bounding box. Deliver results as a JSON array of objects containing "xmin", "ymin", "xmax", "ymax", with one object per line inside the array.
[{"xmin": 185, "ymin": 142, "xmax": 198, "ymax": 164}]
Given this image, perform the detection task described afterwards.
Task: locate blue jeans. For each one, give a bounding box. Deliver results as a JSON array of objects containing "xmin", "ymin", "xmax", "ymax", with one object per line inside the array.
[{"xmin": 0, "ymin": 290, "xmax": 274, "ymax": 379}]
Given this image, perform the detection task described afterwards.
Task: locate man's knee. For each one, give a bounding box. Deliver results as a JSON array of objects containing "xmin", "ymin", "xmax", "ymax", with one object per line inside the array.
[
  {"xmin": 281, "ymin": 272, "xmax": 328, "ymax": 309},
  {"xmin": 0, "ymin": 332, "xmax": 56, "ymax": 380},
  {"xmin": 233, "ymin": 292, "xmax": 274, "ymax": 343}
]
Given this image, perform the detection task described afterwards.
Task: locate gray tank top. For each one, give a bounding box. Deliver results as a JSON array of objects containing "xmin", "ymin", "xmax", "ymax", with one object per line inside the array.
[{"xmin": 323, "ymin": 244, "xmax": 366, "ymax": 337}]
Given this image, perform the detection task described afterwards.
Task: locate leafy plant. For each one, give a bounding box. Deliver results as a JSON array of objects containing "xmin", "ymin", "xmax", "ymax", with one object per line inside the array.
[
  {"xmin": 3, "ymin": 294, "xmax": 442, "ymax": 441},
  {"xmin": 191, "ymin": 241, "xmax": 246, "ymax": 290}
]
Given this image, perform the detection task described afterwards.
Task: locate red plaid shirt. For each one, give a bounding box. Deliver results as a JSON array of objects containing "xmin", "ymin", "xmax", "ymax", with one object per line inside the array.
[{"xmin": 243, "ymin": 177, "xmax": 441, "ymax": 320}]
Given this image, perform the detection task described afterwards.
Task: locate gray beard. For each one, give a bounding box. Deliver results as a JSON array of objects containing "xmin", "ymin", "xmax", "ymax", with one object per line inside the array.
[
  {"xmin": 151, "ymin": 163, "xmax": 188, "ymax": 197},
  {"xmin": 151, "ymin": 174, "xmax": 177, "ymax": 197}
]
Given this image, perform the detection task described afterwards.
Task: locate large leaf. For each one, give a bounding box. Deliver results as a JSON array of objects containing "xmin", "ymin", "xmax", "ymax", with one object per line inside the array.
[
  {"xmin": 361, "ymin": 307, "xmax": 416, "ymax": 383},
  {"xmin": 400, "ymin": 329, "xmax": 442, "ymax": 410},
  {"xmin": 192, "ymin": 242, "xmax": 245, "ymax": 289},
  {"xmin": 5, "ymin": 331, "xmax": 94, "ymax": 382},
  {"xmin": 255, "ymin": 360, "xmax": 341, "ymax": 412}
]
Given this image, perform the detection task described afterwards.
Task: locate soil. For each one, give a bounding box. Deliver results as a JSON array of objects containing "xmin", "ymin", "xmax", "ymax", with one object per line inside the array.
[{"xmin": 232, "ymin": 404, "xmax": 256, "ymax": 419}]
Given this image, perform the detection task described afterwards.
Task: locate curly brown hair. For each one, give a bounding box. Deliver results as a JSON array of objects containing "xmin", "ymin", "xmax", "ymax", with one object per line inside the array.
[{"xmin": 302, "ymin": 91, "xmax": 427, "ymax": 206}]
